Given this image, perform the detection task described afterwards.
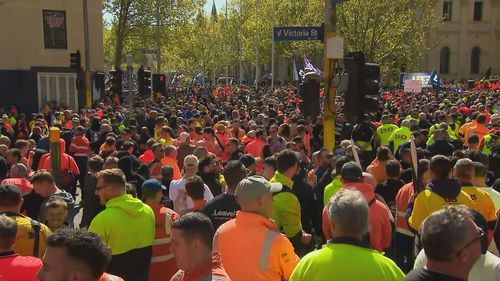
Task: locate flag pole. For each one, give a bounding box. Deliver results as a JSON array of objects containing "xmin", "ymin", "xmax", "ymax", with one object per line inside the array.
[{"xmin": 271, "ymin": 0, "xmax": 275, "ymax": 91}]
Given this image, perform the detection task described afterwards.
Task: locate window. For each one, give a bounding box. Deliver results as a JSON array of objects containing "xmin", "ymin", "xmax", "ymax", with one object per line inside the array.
[
  {"xmin": 42, "ymin": 10, "xmax": 67, "ymax": 49},
  {"xmin": 443, "ymin": 1, "xmax": 452, "ymax": 21},
  {"xmin": 37, "ymin": 73, "xmax": 79, "ymax": 109},
  {"xmin": 471, "ymin": 47, "xmax": 480, "ymax": 74},
  {"xmin": 473, "ymin": 2, "xmax": 483, "ymax": 21},
  {"xmin": 440, "ymin": 47, "xmax": 450, "ymax": 74}
]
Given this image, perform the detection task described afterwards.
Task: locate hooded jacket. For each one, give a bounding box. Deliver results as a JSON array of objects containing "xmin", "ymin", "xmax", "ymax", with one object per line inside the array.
[
  {"xmin": 38, "ymin": 139, "xmax": 80, "ymax": 176},
  {"xmin": 89, "ymin": 194, "xmax": 155, "ymax": 281},
  {"xmin": 342, "ymin": 182, "xmax": 392, "ymax": 252},
  {"xmin": 408, "ymin": 178, "xmax": 474, "ymax": 232}
]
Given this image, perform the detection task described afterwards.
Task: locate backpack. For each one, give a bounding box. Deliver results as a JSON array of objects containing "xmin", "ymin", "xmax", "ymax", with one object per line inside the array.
[{"xmin": 61, "ymin": 155, "xmax": 77, "ymax": 194}]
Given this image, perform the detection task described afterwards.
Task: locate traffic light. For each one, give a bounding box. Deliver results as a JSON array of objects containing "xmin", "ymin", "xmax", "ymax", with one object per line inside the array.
[
  {"xmin": 363, "ymin": 63, "xmax": 381, "ymax": 113},
  {"xmin": 344, "ymin": 52, "xmax": 365, "ymax": 121},
  {"xmin": 70, "ymin": 50, "xmax": 81, "ymax": 70},
  {"xmin": 138, "ymin": 67, "xmax": 151, "ymax": 96},
  {"xmin": 152, "ymin": 74, "xmax": 166, "ymax": 95},
  {"xmin": 109, "ymin": 69, "xmax": 123, "ymax": 96},
  {"xmin": 94, "ymin": 72, "xmax": 105, "ymax": 90},
  {"xmin": 343, "ymin": 52, "xmax": 381, "ymax": 121}
]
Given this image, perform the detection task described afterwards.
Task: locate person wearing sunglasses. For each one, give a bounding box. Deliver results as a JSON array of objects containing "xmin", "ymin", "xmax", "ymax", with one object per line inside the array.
[
  {"xmin": 406, "ymin": 206, "xmax": 489, "ymax": 281},
  {"xmin": 412, "ymin": 208, "xmax": 500, "ymax": 281}
]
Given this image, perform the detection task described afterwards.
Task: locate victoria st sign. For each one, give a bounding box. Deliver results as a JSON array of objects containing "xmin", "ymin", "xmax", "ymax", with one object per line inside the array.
[{"xmin": 273, "ymin": 26, "xmax": 324, "ymax": 41}]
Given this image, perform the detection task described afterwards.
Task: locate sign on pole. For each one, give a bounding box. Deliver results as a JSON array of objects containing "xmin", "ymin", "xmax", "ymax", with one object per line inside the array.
[
  {"xmin": 141, "ymin": 48, "xmax": 159, "ymax": 55},
  {"xmin": 273, "ymin": 26, "xmax": 323, "ymax": 41},
  {"xmin": 403, "ymin": 79, "xmax": 423, "ymax": 93}
]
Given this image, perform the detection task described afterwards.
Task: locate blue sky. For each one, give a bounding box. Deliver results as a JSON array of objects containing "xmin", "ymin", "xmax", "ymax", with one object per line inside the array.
[
  {"xmin": 205, "ymin": 0, "xmax": 225, "ymax": 13},
  {"xmin": 104, "ymin": 0, "xmax": 225, "ymax": 20}
]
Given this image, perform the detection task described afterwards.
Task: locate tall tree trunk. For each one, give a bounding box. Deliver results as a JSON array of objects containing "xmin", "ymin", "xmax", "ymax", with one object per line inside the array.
[
  {"xmin": 114, "ymin": 29, "xmax": 124, "ymax": 70},
  {"xmin": 113, "ymin": 0, "xmax": 131, "ymax": 70}
]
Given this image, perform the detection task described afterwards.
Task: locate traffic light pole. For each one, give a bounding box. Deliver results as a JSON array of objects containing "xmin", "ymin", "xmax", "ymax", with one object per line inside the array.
[
  {"xmin": 83, "ymin": 0, "xmax": 92, "ymax": 107},
  {"xmin": 322, "ymin": 0, "xmax": 337, "ymax": 152},
  {"xmin": 156, "ymin": 0, "xmax": 161, "ymax": 73}
]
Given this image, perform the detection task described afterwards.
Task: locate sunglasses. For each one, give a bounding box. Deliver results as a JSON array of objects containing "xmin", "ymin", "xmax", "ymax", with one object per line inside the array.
[{"xmin": 457, "ymin": 227, "xmax": 485, "ymax": 254}]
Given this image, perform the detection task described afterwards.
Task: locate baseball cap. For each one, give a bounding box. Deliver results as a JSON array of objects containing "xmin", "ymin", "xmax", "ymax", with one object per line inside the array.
[
  {"xmin": 184, "ymin": 154, "xmax": 199, "ymax": 168},
  {"xmin": 141, "ymin": 179, "xmax": 166, "ymax": 197},
  {"xmin": 0, "ymin": 184, "xmax": 22, "ymax": 204},
  {"xmin": 341, "ymin": 162, "xmax": 363, "ymax": 182},
  {"xmin": 235, "ymin": 176, "xmax": 282, "ymax": 202}
]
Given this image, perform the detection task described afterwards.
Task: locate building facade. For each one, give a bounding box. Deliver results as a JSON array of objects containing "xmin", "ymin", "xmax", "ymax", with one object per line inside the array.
[
  {"xmin": 423, "ymin": 0, "xmax": 500, "ymax": 79},
  {"xmin": 0, "ymin": 0, "xmax": 104, "ymax": 113}
]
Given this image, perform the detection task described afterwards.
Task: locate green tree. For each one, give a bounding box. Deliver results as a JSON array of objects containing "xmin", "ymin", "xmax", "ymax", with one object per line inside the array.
[{"xmin": 337, "ymin": 0, "xmax": 441, "ymax": 72}]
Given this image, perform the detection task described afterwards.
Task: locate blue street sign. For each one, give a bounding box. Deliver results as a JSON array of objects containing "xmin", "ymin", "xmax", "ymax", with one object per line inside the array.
[
  {"xmin": 273, "ymin": 26, "xmax": 323, "ymax": 41},
  {"xmin": 331, "ymin": 0, "xmax": 346, "ymax": 3}
]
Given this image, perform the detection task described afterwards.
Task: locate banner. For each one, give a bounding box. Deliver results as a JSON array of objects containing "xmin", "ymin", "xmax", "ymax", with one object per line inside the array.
[
  {"xmin": 403, "ymin": 79, "xmax": 423, "ymax": 93},
  {"xmin": 43, "ymin": 10, "xmax": 67, "ymax": 49}
]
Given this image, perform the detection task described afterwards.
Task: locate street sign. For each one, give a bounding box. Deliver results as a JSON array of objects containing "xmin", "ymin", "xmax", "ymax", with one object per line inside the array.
[
  {"xmin": 141, "ymin": 48, "xmax": 159, "ymax": 55},
  {"xmin": 403, "ymin": 79, "xmax": 423, "ymax": 93},
  {"xmin": 273, "ymin": 26, "xmax": 323, "ymax": 41}
]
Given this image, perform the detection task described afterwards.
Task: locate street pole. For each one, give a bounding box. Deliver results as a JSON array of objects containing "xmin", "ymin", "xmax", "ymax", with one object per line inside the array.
[
  {"xmin": 126, "ymin": 55, "xmax": 133, "ymax": 116},
  {"xmin": 156, "ymin": 0, "xmax": 161, "ymax": 73},
  {"xmin": 323, "ymin": 0, "xmax": 337, "ymax": 151},
  {"xmin": 271, "ymin": 0, "xmax": 275, "ymax": 91},
  {"xmin": 83, "ymin": 0, "xmax": 91, "ymax": 107},
  {"xmin": 239, "ymin": 0, "xmax": 243, "ymax": 85},
  {"xmin": 255, "ymin": 0, "xmax": 259, "ymax": 89}
]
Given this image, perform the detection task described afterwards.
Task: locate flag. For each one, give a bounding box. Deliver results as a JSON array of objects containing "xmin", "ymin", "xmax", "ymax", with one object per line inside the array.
[
  {"xmin": 211, "ymin": 0, "xmax": 218, "ymax": 22},
  {"xmin": 299, "ymin": 55, "xmax": 322, "ymax": 82},
  {"xmin": 303, "ymin": 55, "xmax": 323, "ymax": 76},
  {"xmin": 428, "ymin": 69, "xmax": 444, "ymax": 89}
]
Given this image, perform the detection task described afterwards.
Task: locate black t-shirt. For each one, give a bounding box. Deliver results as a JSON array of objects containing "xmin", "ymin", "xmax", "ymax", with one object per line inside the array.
[
  {"xmin": 202, "ymin": 194, "xmax": 240, "ymax": 230},
  {"xmin": 21, "ymin": 190, "xmax": 44, "ymax": 220},
  {"xmin": 405, "ymin": 268, "xmax": 466, "ymax": 281},
  {"xmin": 375, "ymin": 178, "xmax": 405, "ymax": 210}
]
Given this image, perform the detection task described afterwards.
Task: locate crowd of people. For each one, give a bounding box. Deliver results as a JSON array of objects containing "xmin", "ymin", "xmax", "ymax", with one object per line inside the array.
[{"xmin": 0, "ymin": 76, "xmax": 499, "ymax": 281}]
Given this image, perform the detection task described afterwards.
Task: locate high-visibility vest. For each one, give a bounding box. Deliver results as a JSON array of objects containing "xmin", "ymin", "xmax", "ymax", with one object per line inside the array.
[
  {"xmin": 481, "ymin": 134, "xmax": 493, "ymax": 155},
  {"xmin": 150, "ymin": 207, "xmax": 178, "ymax": 281},
  {"xmin": 244, "ymin": 139, "xmax": 266, "ymax": 172},
  {"xmin": 394, "ymin": 183, "xmax": 415, "ymax": 237}
]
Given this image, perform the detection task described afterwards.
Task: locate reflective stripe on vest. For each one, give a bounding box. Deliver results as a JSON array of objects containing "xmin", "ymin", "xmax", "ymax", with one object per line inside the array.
[
  {"xmin": 151, "ymin": 253, "xmax": 175, "ymax": 263},
  {"xmin": 395, "ymin": 210, "xmax": 406, "ymax": 218},
  {"xmin": 258, "ymin": 230, "xmax": 279, "ymax": 271}
]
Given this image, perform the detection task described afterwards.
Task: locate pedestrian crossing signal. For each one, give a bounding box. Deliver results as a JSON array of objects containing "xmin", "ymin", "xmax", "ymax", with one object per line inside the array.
[{"xmin": 70, "ymin": 50, "xmax": 81, "ymax": 70}]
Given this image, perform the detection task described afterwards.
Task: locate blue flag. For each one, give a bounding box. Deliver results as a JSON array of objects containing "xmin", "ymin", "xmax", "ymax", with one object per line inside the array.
[{"xmin": 428, "ymin": 69, "xmax": 445, "ymax": 89}]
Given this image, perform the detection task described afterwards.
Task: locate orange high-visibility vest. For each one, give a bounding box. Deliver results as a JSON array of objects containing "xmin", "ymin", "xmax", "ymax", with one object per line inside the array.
[
  {"xmin": 244, "ymin": 139, "xmax": 266, "ymax": 172},
  {"xmin": 149, "ymin": 204, "xmax": 179, "ymax": 281}
]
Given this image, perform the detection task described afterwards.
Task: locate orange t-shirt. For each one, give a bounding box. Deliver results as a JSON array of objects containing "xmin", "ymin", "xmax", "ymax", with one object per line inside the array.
[
  {"xmin": 160, "ymin": 157, "xmax": 182, "ymax": 180},
  {"xmin": 366, "ymin": 159, "xmax": 387, "ymax": 184}
]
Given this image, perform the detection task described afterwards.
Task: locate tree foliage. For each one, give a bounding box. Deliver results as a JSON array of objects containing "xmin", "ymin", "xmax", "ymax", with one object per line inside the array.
[{"xmin": 103, "ymin": 0, "xmax": 442, "ymax": 77}]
